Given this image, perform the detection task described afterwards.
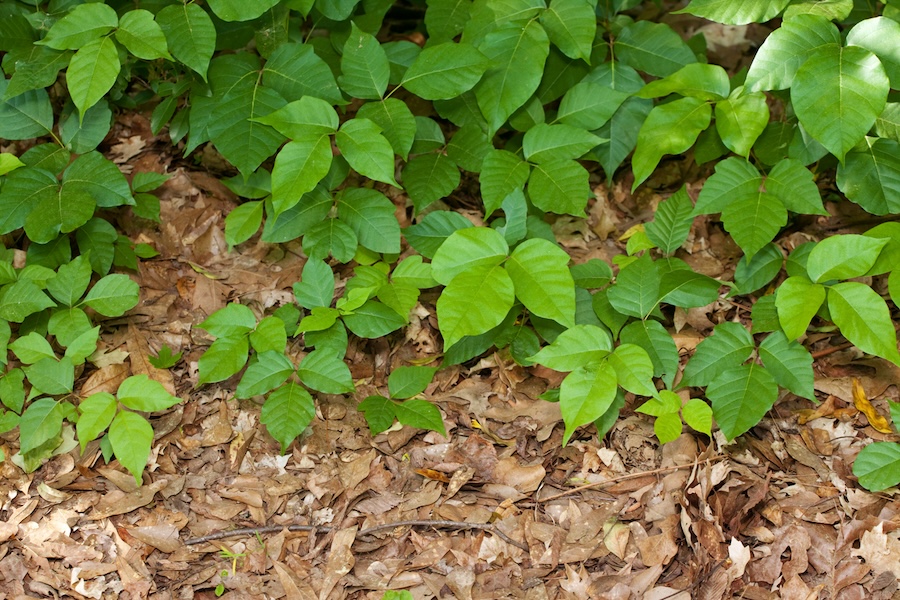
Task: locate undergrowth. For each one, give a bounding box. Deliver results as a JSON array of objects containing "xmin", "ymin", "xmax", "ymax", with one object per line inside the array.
[{"xmin": 0, "ymin": 0, "xmax": 898, "ymax": 490}]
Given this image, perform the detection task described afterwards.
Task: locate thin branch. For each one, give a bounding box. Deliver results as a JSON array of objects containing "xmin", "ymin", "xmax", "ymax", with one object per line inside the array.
[
  {"xmin": 184, "ymin": 520, "xmax": 529, "ymax": 552},
  {"xmin": 538, "ymin": 455, "xmax": 726, "ymax": 503}
]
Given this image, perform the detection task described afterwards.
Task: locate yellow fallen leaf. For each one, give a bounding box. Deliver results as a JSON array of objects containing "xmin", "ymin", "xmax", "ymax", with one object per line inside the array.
[{"xmin": 852, "ymin": 378, "xmax": 893, "ymax": 434}]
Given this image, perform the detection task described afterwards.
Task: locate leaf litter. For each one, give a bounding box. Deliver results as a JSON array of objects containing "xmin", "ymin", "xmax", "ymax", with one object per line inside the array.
[{"xmin": 1, "ymin": 108, "xmax": 900, "ymax": 600}]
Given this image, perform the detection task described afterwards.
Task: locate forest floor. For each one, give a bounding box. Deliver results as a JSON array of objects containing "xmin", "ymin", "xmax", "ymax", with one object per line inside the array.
[{"xmin": 2, "ymin": 37, "xmax": 900, "ymax": 599}]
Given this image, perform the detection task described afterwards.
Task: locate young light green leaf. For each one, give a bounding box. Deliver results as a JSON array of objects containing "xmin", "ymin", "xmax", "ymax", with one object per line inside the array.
[
  {"xmin": 261, "ymin": 382, "xmax": 315, "ymax": 454},
  {"xmin": 108, "ymin": 411, "xmax": 153, "ymax": 483},
  {"xmin": 836, "ymin": 137, "xmax": 900, "ymax": 216},
  {"xmin": 39, "ymin": 3, "xmax": 118, "ymax": 50},
  {"xmin": 336, "ymin": 119, "xmax": 399, "ymax": 187},
  {"xmin": 681, "ymin": 322, "xmax": 754, "ymax": 388},
  {"xmin": 621, "ymin": 320, "xmax": 679, "ymax": 389},
  {"xmin": 116, "ymin": 9, "xmax": 172, "ymax": 60},
  {"xmin": 198, "ymin": 336, "xmax": 249, "ymax": 384},
  {"xmin": 403, "ymin": 154, "xmax": 461, "ymax": 214},
  {"xmin": 198, "ymin": 302, "xmax": 256, "ymax": 338},
  {"xmin": 225, "ymin": 201, "xmax": 263, "ymax": 247},
  {"xmin": 297, "ymin": 349, "xmax": 354, "ymax": 394},
  {"xmin": 253, "ymin": 97, "xmax": 339, "ymax": 138},
  {"xmin": 645, "ymin": 186, "xmax": 693, "ymax": 255},
  {"xmin": 560, "ymin": 362, "xmax": 618, "ymax": 445},
  {"xmin": 807, "ymin": 234, "xmax": 888, "ymax": 283},
  {"xmin": 437, "ymin": 263, "xmax": 515, "ymax": 349},
  {"xmin": 431, "ymin": 227, "xmax": 508, "ymax": 285},
  {"xmin": 403, "ymin": 210, "xmax": 473, "ymax": 259},
  {"xmin": 745, "ymin": 14, "xmax": 839, "ymax": 92},
  {"xmin": 388, "ymin": 366, "xmax": 438, "ymax": 400},
  {"xmin": 676, "ymin": 0, "xmax": 789, "ymax": 24},
  {"xmin": 890, "ymin": 270, "xmax": 900, "ymax": 309},
  {"xmin": 682, "ymin": 398, "xmax": 712, "ymax": 436},
  {"xmin": 853, "ymin": 442, "xmax": 900, "ymax": 492},
  {"xmin": 615, "ymin": 20, "xmax": 696, "ymax": 78},
  {"xmin": 632, "ymin": 97, "xmax": 711, "ymax": 189},
  {"xmin": 608, "ymin": 344, "xmax": 656, "ymax": 397},
  {"xmin": 758, "ymin": 331, "xmax": 815, "ymax": 399},
  {"xmin": 249, "ymin": 316, "xmax": 287, "ymax": 354},
  {"xmin": 828, "ymin": 282, "xmax": 900, "ymax": 365},
  {"xmin": 82, "ymin": 274, "xmax": 139, "ymax": 317},
  {"xmin": 357, "ymin": 395, "xmax": 396, "ymax": 434},
  {"xmin": 792, "ymin": 45, "xmax": 888, "ymax": 161},
  {"xmin": 715, "ymin": 90, "xmax": 769, "ymax": 157},
  {"xmin": 637, "ymin": 389, "xmax": 681, "ymax": 417},
  {"xmin": 207, "ymin": 0, "xmax": 280, "ymax": 21},
  {"xmin": 539, "ymin": 0, "xmax": 595, "ymax": 61},
  {"xmin": 339, "ymin": 23, "xmax": 389, "ymax": 99},
  {"xmin": 653, "ymin": 412, "xmax": 682, "ymax": 443},
  {"xmin": 117, "ymin": 375, "xmax": 180, "ymax": 412},
  {"xmin": 157, "ymin": 3, "xmax": 216, "ymax": 81},
  {"xmin": 523, "ymin": 123, "xmax": 603, "ymax": 163},
  {"xmin": 637, "ymin": 63, "xmax": 730, "ymax": 101},
  {"xmin": 0, "ymin": 279, "xmax": 56, "ymax": 322},
  {"xmin": 10, "ymin": 332, "xmax": 56, "ymax": 365},
  {"xmin": 846, "ymin": 17, "xmax": 900, "ymax": 89},
  {"xmin": 708, "ymin": 363, "xmax": 778, "ymax": 440},
  {"xmin": 66, "ymin": 37, "xmax": 120, "ymax": 119},
  {"xmin": 527, "ymin": 159, "xmax": 590, "ymax": 216},
  {"xmin": 76, "ymin": 392, "xmax": 117, "ymax": 451},
  {"xmin": 293, "ymin": 258, "xmax": 335, "ymax": 310},
  {"xmin": 475, "ymin": 21, "xmax": 550, "ymax": 133},
  {"xmin": 393, "ymin": 399, "xmax": 446, "ymax": 436},
  {"xmin": 506, "ymin": 238, "xmax": 576, "ymax": 328},
  {"xmin": 607, "ymin": 254, "xmax": 660, "ymax": 319},
  {"xmin": 775, "ymin": 276, "xmax": 826, "ymax": 340},
  {"xmin": 401, "ymin": 41, "xmax": 489, "ymax": 100},
  {"xmin": 693, "ymin": 157, "xmax": 762, "ymax": 215},
  {"xmin": 529, "ymin": 324, "xmax": 612, "ymax": 372},
  {"xmin": 61, "ymin": 323, "xmax": 99, "ymax": 363},
  {"xmin": 480, "ymin": 150, "xmax": 530, "ymax": 217}
]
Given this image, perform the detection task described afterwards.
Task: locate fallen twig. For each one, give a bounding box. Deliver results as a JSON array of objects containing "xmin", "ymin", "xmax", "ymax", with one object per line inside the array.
[
  {"xmin": 538, "ymin": 455, "xmax": 726, "ymax": 503},
  {"xmin": 184, "ymin": 519, "xmax": 529, "ymax": 551}
]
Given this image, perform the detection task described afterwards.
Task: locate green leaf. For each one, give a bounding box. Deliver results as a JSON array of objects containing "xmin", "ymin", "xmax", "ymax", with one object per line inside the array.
[
  {"xmin": 403, "ymin": 154, "xmax": 461, "ymax": 214},
  {"xmin": 60, "ymin": 99, "xmax": 112, "ymax": 154},
  {"xmin": 733, "ymin": 242, "xmax": 783, "ymax": 294},
  {"xmin": 263, "ymin": 186, "xmax": 332, "ymax": 243},
  {"xmin": 262, "ymin": 43, "xmax": 342, "ymax": 105},
  {"xmin": 225, "ymin": 201, "xmax": 263, "ymax": 247},
  {"xmin": 4, "ymin": 46, "xmax": 69, "ymax": 101},
  {"xmin": 198, "ymin": 302, "xmax": 256, "ymax": 338},
  {"xmin": 709, "ymin": 363, "xmax": 778, "ymax": 440},
  {"xmin": 117, "ymin": 375, "xmax": 180, "ymax": 412},
  {"xmin": 638, "ymin": 390, "xmax": 681, "ymax": 418},
  {"xmin": 255, "ymin": 96, "xmax": 339, "ymax": 139},
  {"xmin": 260, "ymin": 382, "xmax": 315, "ymax": 453},
  {"xmin": 721, "ymin": 191, "xmax": 787, "ymax": 260},
  {"xmin": 853, "ymin": 442, "xmax": 900, "ymax": 491},
  {"xmin": 24, "ymin": 183, "xmax": 93, "ymax": 244},
  {"xmin": 608, "ymin": 344, "xmax": 656, "ymax": 397},
  {"xmin": 249, "ymin": 316, "xmax": 287, "ymax": 354},
  {"xmin": 645, "ymin": 186, "xmax": 693, "ymax": 255},
  {"xmin": 401, "ymin": 41, "xmax": 489, "ymax": 100},
  {"xmin": 424, "ymin": 0, "xmax": 471, "ymax": 42},
  {"xmin": 339, "ymin": 23, "xmax": 389, "ymax": 99},
  {"xmin": 828, "ymin": 282, "xmax": 900, "ymax": 365},
  {"xmin": 523, "ymin": 123, "xmax": 603, "ymax": 163},
  {"xmin": 66, "ymin": 37, "xmax": 120, "ymax": 120},
  {"xmin": 76, "ymin": 218, "xmax": 117, "ymax": 275},
  {"xmin": 557, "ymin": 81, "xmax": 628, "ymax": 130},
  {"xmin": 529, "ymin": 324, "xmax": 612, "ymax": 371},
  {"xmin": 116, "ymin": 9, "xmax": 172, "ymax": 60},
  {"xmin": 10, "ymin": 332, "xmax": 55, "ymax": 365},
  {"xmin": 889, "ymin": 270, "xmax": 900, "ymax": 309},
  {"xmin": 207, "ymin": 0, "xmax": 280, "ymax": 21},
  {"xmin": 64, "ymin": 152, "xmax": 134, "ymax": 208},
  {"xmin": 715, "ymin": 91, "xmax": 769, "ymax": 157},
  {"xmin": 357, "ymin": 395, "xmax": 396, "ymax": 434},
  {"xmin": 846, "ymin": 17, "xmax": 900, "ymax": 89},
  {"xmin": 528, "ymin": 159, "xmax": 590, "ymax": 216},
  {"xmin": 766, "ymin": 158, "xmax": 826, "ymax": 215},
  {"xmin": 0, "ymin": 79, "xmax": 53, "ymax": 140},
  {"xmin": 432, "ymin": 227, "xmax": 508, "ymax": 285},
  {"xmin": 297, "ymin": 349, "xmax": 354, "ymax": 394},
  {"xmin": 507, "ymin": 238, "xmax": 576, "ymax": 328},
  {"xmin": 637, "ymin": 63, "xmax": 730, "ymax": 101},
  {"xmin": 38, "ymin": 3, "xmax": 118, "ymax": 50},
  {"xmin": 676, "ymin": 0, "xmax": 789, "ymax": 24},
  {"xmin": 836, "ymin": 137, "xmax": 900, "ymax": 215},
  {"xmin": 148, "ymin": 345, "xmax": 181, "ymax": 369},
  {"xmin": 682, "ymin": 398, "xmax": 712, "ymax": 436},
  {"xmin": 19, "ymin": 398, "xmax": 64, "ymax": 455},
  {"xmin": 437, "ymin": 263, "xmax": 515, "ymax": 349},
  {"xmin": 539, "ymin": 0, "xmax": 595, "ymax": 61},
  {"xmin": 653, "ymin": 413, "xmax": 682, "ymax": 443},
  {"xmin": 76, "ymin": 392, "xmax": 117, "ymax": 451},
  {"xmin": 157, "ymin": 3, "xmax": 216, "ymax": 81},
  {"xmin": 270, "ymin": 137, "xmax": 333, "ymax": 217},
  {"xmin": 593, "ymin": 97, "xmax": 652, "ymax": 182},
  {"xmin": 607, "ymin": 254, "xmax": 660, "ymax": 319},
  {"xmin": 693, "ymin": 157, "xmax": 762, "ymax": 215},
  {"xmin": 82, "ymin": 274, "xmax": 139, "ymax": 317},
  {"xmin": 783, "ymin": 0, "xmax": 852, "ymax": 20},
  {"xmin": 758, "ymin": 331, "xmax": 815, "ymax": 400},
  {"xmin": 775, "ymin": 276, "xmax": 825, "ymax": 340},
  {"xmin": 560, "ymin": 362, "xmax": 618, "ymax": 445},
  {"xmin": 632, "ymin": 97, "xmax": 711, "ymax": 189},
  {"xmin": 792, "ymin": 45, "xmax": 889, "ymax": 161},
  {"xmin": 615, "ymin": 20, "xmax": 697, "ymax": 78},
  {"xmin": 745, "ymin": 14, "xmax": 839, "ymax": 92},
  {"xmin": 388, "ymin": 366, "xmax": 438, "ymax": 399},
  {"xmin": 0, "ymin": 368, "xmax": 25, "ymax": 414},
  {"xmin": 336, "ymin": 187, "xmax": 401, "ymax": 254},
  {"xmin": 293, "ymin": 258, "xmax": 335, "ymax": 310},
  {"xmin": 303, "ymin": 218, "xmax": 358, "ymax": 263},
  {"xmin": 108, "ymin": 411, "xmax": 153, "ymax": 483},
  {"xmin": 336, "ymin": 119, "xmax": 399, "ymax": 187},
  {"xmin": 480, "ymin": 150, "xmax": 531, "ymax": 217},
  {"xmin": 47, "ymin": 255, "xmax": 91, "ymax": 307},
  {"xmin": 621, "ymin": 320, "xmax": 679, "ymax": 389},
  {"xmin": 198, "ymin": 336, "xmax": 249, "ymax": 384},
  {"xmin": 403, "ymin": 210, "xmax": 473, "ymax": 259},
  {"xmin": 357, "ymin": 99, "xmax": 416, "ymax": 160},
  {"xmin": 446, "ymin": 124, "xmax": 492, "ymax": 173},
  {"xmin": 475, "ymin": 21, "xmax": 550, "ymax": 133},
  {"xmin": 62, "ymin": 324, "xmax": 99, "ymax": 364},
  {"xmin": 0, "ymin": 279, "xmax": 56, "ymax": 322},
  {"xmin": 681, "ymin": 322, "xmax": 754, "ymax": 388},
  {"xmin": 393, "ymin": 399, "xmax": 446, "ymax": 435},
  {"xmin": 807, "ymin": 234, "xmax": 888, "ymax": 283},
  {"xmin": 236, "ymin": 351, "xmax": 294, "ymax": 398},
  {"xmin": 659, "ymin": 269, "xmax": 721, "ymax": 309},
  {"xmin": 570, "ymin": 259, "xmax": 612, "ymax": 289},
  {"xmin": 342, "ymin": 300, "xmax": 407, "ymax": 338}
]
